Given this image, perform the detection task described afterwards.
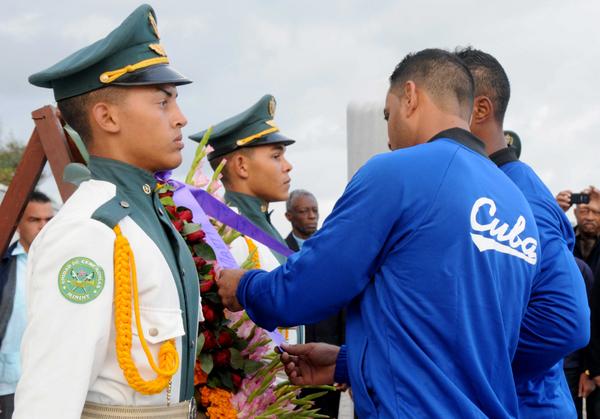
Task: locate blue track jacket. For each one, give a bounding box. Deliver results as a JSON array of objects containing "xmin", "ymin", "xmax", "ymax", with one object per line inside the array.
[
  {"xmin": 238, "ymin": 129, "xmax": 540, "ymax": 418},
  {"xmin": 491, "ymin": 147, "xmax": 589, "ymax": 419}
]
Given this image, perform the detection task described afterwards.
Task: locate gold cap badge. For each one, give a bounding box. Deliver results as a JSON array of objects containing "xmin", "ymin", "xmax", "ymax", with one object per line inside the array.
[
  {"xmin": 149, "ymin": 43, "xmax": 167, "ymax": 57},
  {"xmin": 268, "ymin": 97, "xmax": 276, "ymax": 117},
  {"xmin": 148, "ymin": 13, "xmax": 160, "ymax": 39}
]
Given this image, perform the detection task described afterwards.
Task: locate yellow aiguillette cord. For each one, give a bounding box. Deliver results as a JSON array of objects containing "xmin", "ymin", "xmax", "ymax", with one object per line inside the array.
[{"xmin": 113, "ymin": 225, "xmax": 179, "ymax": 394}]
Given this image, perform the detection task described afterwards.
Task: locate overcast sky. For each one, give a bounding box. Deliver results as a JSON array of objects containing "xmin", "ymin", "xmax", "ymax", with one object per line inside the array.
[{"xmin": 1, "ymin": 1, "xmax": 599, "ymax": 231}]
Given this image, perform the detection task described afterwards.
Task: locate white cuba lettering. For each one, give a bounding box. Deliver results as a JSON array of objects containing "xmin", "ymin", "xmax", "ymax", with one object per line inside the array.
[{"xmin": 470, "ymin": 197, "xmax": 538, "ymax": 265}]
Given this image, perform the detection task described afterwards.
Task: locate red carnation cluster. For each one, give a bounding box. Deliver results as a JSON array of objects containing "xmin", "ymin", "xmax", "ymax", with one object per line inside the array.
[{"xmin": 157, "ymin": 184, "xmax": 247, "ymax": 394}]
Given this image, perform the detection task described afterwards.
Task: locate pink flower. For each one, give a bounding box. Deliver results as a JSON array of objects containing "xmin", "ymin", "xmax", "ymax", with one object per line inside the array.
[{"xmin": 192, "ymin": 169, "xmax": 210, "ymax": 188}]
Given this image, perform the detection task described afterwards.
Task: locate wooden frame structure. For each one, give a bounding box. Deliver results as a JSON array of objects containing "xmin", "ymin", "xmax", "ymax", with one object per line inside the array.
[{"xmin": 0, "ymin": 106, "xmax": 85, "ymax": 256}]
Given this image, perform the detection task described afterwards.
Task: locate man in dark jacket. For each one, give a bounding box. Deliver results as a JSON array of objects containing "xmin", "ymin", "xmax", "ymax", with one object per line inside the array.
[
  {"xmin": 556, "ymin": 188, "xmax": 600, "ymax": 282},
  {"xmin": 285, "ymin": 190, "xmax": 319, "ymax": 252},
  {"xmin": 0, "ymin": 191, "xmax": 53, "ymax": 418},
  {"xmin": 285, "ymin": 189, "xmax": 345, "ymax": 418}
]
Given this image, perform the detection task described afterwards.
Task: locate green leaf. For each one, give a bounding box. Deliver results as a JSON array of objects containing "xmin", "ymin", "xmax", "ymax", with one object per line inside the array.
[
  {"xmin": 199, "ymin": 264, "xmax": 212, "ymax": 276},
  {"xmin": 297, "ymin": 390, "xmax": 329, "ymax": 402},
  {"xmin": 202, "ymin": 293, "xmax": 222, "ymax": 305},
  {"xmin": 193, "ymin": 243, "xmax": 217, "ymax": 260},
  {"xmin": 182, "ymin": 222, "xmax": 201, "ymax": 235},
  {"xmin": 233, "ymin": 338, "xmax": 249, "ymax": 351},
  {"xmin": 243, "ymin": 359, "xmax": 264, "ymax": 375},
  {"xmin": 217, "ymin": 370, "xmax": 234, "ymax": 391},
  {"xmin": 160, "ymin": 197, "xmax": 175, "ymax": 207},
  {"xmin": 207, "ymin": 375, "xmax": 220, "ymax": 388},
  {"xmin": 196, "ymin": 333, "xmax": 206, "ymax": 357},
  {"xmin": 200, "ymin": 352, "xmax": 214, "ymax": 375},
  {"xmin": 229, "ymin": 348, "xmax": 244, "ymax": 370}
]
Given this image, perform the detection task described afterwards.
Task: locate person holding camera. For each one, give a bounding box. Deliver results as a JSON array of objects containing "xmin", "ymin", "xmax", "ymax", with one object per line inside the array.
[
  {"xmin": 556, "ymin": 187, "xmax": 600, "ymax": 278},
  {"xmin": 558, "ymin": 187, "xmax": 600, "ymax": 417}
]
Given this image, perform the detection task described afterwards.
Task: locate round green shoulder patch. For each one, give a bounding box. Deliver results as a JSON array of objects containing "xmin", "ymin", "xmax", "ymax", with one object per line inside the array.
[{"xmin": 58, "ymin": 257, "xmax": 105, "ymax": 304}]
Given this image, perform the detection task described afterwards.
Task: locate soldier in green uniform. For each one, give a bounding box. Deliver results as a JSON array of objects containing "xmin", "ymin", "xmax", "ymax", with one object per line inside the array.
[
  {"xmin": 189, "ymin": 94, "xmax": 303, "ymax": 344},
  {"xmin": 14, "ymin": 5, "xmax": 200, "ymax": 419}
]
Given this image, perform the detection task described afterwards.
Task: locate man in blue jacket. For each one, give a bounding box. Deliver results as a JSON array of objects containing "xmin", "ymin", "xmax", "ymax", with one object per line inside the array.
[
  {"xmin": 456, "ymin": 47, "xmax": 589, "ymax": 418},
  {"xmin": 217, "ymin": 49, "xmax": 541, "ymax": 418}
]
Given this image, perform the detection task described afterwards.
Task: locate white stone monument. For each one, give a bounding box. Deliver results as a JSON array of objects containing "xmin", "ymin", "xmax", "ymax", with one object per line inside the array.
[{"xmin": 346, "ymin": 102, "xmax": 389, "ymax": 180}]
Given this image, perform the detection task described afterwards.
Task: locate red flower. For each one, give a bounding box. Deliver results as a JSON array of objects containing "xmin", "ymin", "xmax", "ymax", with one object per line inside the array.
[
  {"xmin": 212, "ymin": 349, "xmax": 231, "ymax": 367},
  {"xmin": 200, "ymin": 279, "xmax": 214, "ymax": 294},
  {"xmin": 172, "ymin": 220, "xmax": 184, "ymax": 232},
  {"xmin": 186, "ymin": 230, "xmax": 206, "ymax": 243},
  {"xmin": 164, "ymin": 205, "xmax": 178, "ymax": 217},
  {"xmin": 202, "ymin": 330, "xmax": 218, "ymax": 350},
  {"xmin": 159, "ymin": 190, "xmax": 174, "ymax": 199},
  {"xmin": 202, "ymin": 304, "xmax": 216, "ymax": 323},
  {"xmin": 194, "ymin": 256, "xmax": 207, "ymax": 269},
  {"xmin": 231, "ymin": 372, "xmax": 242, "ymax": 389},
  {"xmin": 217, "ymin": 331, "xmax": 233, "ymax": 348},
  {"xmin": 178, "ymin": 209, "xmax": 193, "ymax": 222}
]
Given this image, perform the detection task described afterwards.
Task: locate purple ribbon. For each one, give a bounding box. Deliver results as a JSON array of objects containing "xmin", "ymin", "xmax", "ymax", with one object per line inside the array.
[{"xmin": 156, "ymin": 171, "xmax": 287, "ymax": 346}]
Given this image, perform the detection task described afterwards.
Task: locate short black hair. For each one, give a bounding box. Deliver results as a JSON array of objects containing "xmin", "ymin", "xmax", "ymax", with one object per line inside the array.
[
  {"xmin": 389, "ymin": 48, "xmax": 474, "ymax": 121},
  {"xmin": 29, "ymin": 190, "xmax": 51, "ymax": 204},
  {"xmin": 57, "ymin": 86, "xmax": 127, "ymax": 144},
  {"xmin": 454, "ymin": 47, "xmax": 511, "ymax": 124}
]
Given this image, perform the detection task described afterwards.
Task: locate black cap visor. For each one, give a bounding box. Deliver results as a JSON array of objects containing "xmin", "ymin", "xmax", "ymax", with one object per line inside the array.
[
  {"xmin": 248, "ymin": 132, "xmax": 295, "ymax": 148},
  {"xmin": 207, "ymin": 132, "xmax": 295, "ymax": 161},
  {"xmin": 112, "ymin": 64, "xmax": 192, "ymax": 86}
]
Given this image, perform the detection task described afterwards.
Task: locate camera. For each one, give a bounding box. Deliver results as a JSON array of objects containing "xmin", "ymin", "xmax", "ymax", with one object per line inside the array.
[{"xmin": 570, "ymin": 193, "xmax": 590, "ymax": 205}]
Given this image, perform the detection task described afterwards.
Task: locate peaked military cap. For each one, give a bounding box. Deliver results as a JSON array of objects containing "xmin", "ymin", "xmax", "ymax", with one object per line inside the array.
[
  {"xmin": 29, "ymin": 4, "xmax": 191, "ymax": 101},
  {"xmin": 504, "ymin": 130, "xmax": 522, "ymax": 158},
  {"xmin": 189, "ymin": 94, "xmax": 295, "ymax": 161}
]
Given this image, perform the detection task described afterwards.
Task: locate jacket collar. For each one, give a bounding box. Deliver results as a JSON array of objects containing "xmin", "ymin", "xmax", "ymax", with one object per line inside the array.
[
  {"xmin": 428, "ymin": 128, "xmax": 487, "ymax": 158},
  {"xmin": 224, "ymin": 190, "xmax": 269, "ymax": 217},
  {"xmin": 2, "ymin": 242, "xmax": 18, "ymax": 261},
  {"xmin": 489, "ymin": 147, "xmax": 519, "ymax": 168},
  {"xmin": 88, "ymin": 156, "xmax": 157, "ymax": 200}
]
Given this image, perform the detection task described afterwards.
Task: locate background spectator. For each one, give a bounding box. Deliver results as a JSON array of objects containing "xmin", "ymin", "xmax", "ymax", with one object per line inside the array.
[
  {"xmin": 0, "ymin": 191, "xmax": 53, "ymax": 418},
  {"xmin": 285, "ymin": 189, "xmax": 346, "ymax": 418},
  {"xmin": 556, "ymin": 187, "xmax": 600, "ymax": 281},
  {"xmin": 564, "ymin": 258, "xmax": 596, "ymax": 418},
  {"xmin": 284, "ymin": 189, "xmax": 319, "ymax": 251},
  {"xmin": 557, "ymin": 187, "xmax": 600, "ymax": 417}
]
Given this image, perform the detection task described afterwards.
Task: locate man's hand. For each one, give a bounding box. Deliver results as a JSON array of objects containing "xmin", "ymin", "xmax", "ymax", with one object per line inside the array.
[
  {"xmin": 579, "ymin": 372, "xmax": 596, "ymax": 397},
  {"xmin": 556, "ymin": 190, "xmax": 572, "ymax": 212},
  {"xmin": 584, "ymin": 185, "xmax": 600, "ymax": 204},
  {"xmin": 279, "ymin": 342, "xmax": 341, "ymax": 386},
  {"xmin": 216, "ymin": 269, "xmax": 246, "ymax": 311}
]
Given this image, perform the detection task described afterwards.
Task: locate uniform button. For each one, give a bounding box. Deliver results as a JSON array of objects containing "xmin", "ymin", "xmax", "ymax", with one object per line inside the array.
[
  {"xmin": 189, "ymin": 341, "xmax": 194, "ymax": 349},
  {"xmin": 120, "ymin": 201, "xmax": 130, "ymax": 208},
  {"xmin": 143, "ymin": 184, "xmax": 152, "ymax": 194},
  {"xmin": 158, "ymin": 208, "xmax": 164, "ymax": 216},
  {"xmin": 148, "ymin": 328, "xmax": 159, "ymax": 337},
  {"xmin": 181, "ymin": 268, "xmax": 186, "ymax": 277}
]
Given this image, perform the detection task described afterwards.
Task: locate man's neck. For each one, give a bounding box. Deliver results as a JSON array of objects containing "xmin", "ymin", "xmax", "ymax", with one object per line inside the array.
[
  {"xmin": 417, "ymin": 114, "xmax": 470, "ymax": 144},
  {"xmin": 480, "ymin": 128, "xmax": 506, "ymax": 156},
  {"xmin": 224, "ymin": 184, "xmax": 269, "ymax": 207},
  {"xmin": 18, "ymin": 239, "xmax": 30, "ymax": 254},
  {"xmin": 292, "ymin": 228, "xmax": 312, "ymax": 240}
]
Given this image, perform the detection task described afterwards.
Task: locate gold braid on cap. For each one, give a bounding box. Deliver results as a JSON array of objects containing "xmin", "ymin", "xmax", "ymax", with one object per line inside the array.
[{"xmin": 99, "ymin": 57, "xmax": 169, "ymax": 84}]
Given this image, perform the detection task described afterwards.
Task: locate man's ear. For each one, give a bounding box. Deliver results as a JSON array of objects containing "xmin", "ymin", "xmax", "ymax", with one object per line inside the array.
[
  {"xmin": 90, "ymin": 102, "xmax": 120, "ymax": 135},
  {"xmin": 403, "ymin": 81, "xmax": 419, "ymax": 118},
  {"xmin": 229, "ymin": 152, "xmax": 250, "ymax": 180},
  {"xmin": 285, "ymin": 211, "xmax": 292, "ymax": 222},
  {"xmin": 472, "ymin": 96, "xmax": 494, "ymax": 124}
]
